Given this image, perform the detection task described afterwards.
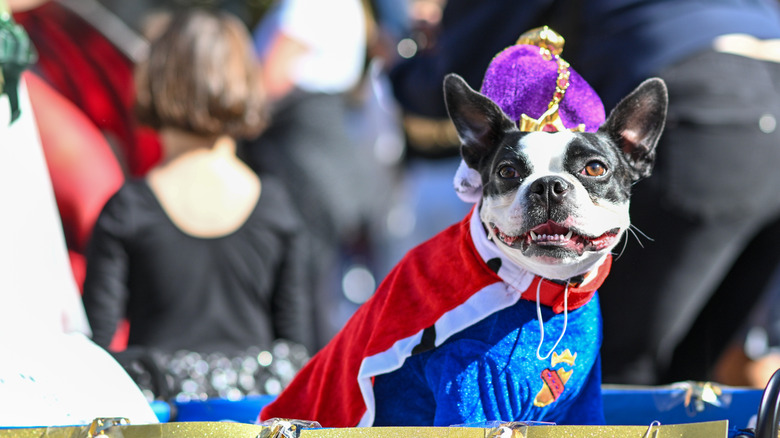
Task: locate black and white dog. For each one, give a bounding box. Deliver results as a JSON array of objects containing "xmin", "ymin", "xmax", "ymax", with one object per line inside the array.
[
  {"xmin": 365, "ymin": 76, "xmax": 670, "ymax": 425},
  {"xmin": 260, "ymin": 72, "xmax": 669, "ymax": 427},
  {"xmin": 446, "ymin": 73, "xmax": 668, "ymax": 281}
]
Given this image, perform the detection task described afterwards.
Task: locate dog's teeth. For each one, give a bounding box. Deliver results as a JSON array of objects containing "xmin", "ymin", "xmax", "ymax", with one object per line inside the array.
[
  {"xmin": 565, "ymin": 230, "xmax": 573, "ymax": 240},
  {"xmin": 529, "ymin": 231, "xmax": 537, "ymax": 240}
]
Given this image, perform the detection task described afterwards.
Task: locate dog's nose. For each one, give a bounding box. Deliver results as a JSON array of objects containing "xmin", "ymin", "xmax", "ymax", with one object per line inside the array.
[{"xmin": 530, "ymin": 176, "xmax": 571, "ymax": 204}]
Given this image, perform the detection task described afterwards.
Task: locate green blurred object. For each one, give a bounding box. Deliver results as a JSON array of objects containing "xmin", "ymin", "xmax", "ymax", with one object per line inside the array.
[{"xmin": 0, "ymin": 0, "xmax": 37, "ymax": 124}]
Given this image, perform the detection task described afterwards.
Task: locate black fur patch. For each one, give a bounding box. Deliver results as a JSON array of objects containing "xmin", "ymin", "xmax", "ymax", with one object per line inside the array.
[
  {"xmin": 487, "ymin": 257, "xmax": 502, "ymax": 274},
  {"xmin": 411, "ymin": 325, "xmax": 437, "ymax": 355}
]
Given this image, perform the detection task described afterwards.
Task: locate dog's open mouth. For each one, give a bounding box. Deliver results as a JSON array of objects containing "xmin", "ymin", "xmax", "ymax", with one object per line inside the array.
[{"xmin": 491, "ymin": 220, "xmax": 619, "ymax": 255}]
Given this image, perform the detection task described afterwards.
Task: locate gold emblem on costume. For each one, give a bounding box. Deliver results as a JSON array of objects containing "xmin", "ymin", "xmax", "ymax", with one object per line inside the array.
[
  {"xmin": 551, "ymin": 349, "xmax": 577, "ymax": 367},
  {"xmin": 533, "ymin": 349, "xmax": 577, "ymax": 407}
]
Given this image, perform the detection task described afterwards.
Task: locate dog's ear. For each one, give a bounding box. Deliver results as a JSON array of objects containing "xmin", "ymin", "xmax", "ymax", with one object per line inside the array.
[
  {"xmin": 444, "ymin": 73, "xmax": 516, "ymax": 169},
  {"xmin": 601, "ymin": 78, "xmax": 668, "ymax": 181}
]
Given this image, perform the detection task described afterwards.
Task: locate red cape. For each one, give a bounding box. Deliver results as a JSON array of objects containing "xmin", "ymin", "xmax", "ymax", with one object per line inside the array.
[{"xmin": 260, "ymin": 208, "xmax": 610, "ymax": 427}]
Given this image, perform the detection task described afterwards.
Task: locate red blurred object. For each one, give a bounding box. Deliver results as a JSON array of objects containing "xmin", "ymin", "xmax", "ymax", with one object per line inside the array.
[
  {"xmin": 25, "ymin": 70, "xmax": 129, "ymax": 351},
  {"xmin": 14, "ymin": 3, "xmax": 163, "ymax": 351},
  {"xmin": 25, "ymin": 71, "xmax": 125, "ymax": 255},
  {"xmin": 14, "ymin": 2, "xmax": 161, "ymax": 177}
]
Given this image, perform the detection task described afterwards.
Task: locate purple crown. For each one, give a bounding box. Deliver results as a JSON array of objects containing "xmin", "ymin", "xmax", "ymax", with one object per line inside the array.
[{"xmin": 480, "ymin": 27, "xmax": 605, "ymax": 133}]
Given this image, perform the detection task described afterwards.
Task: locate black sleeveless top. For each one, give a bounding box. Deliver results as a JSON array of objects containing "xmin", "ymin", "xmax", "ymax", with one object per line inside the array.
[{"xmin": 82, "ymin": 176, "xmax": 314, "ymax": 354}]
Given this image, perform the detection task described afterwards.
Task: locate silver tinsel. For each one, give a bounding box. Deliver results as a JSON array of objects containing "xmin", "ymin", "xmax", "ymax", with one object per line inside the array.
[{"xmin": 118, "ymin": 340, "xmax": 309, "ymax": 402}]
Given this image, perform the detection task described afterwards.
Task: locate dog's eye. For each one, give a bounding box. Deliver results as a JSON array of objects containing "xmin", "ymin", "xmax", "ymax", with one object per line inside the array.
[
  {"xmin": 498, "ymin": 165, "xmax": 520, "ymax": 179},
  {"xmin": 582, "ymin": 161, "xmax": 607, "ymax": 177}
]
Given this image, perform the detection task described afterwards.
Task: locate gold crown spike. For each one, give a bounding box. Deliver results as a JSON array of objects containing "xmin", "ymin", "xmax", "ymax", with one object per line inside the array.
[
  {"xmin": 517, "ymin": 26, "xmax": 565, "ymax": 56},
  {"xmin": 515, "ymin": 26, "xmax": 585, "ymax": 133},
  {"xmin": 551, "ymin": 349, "xmax": 577, "ymax": 367}
]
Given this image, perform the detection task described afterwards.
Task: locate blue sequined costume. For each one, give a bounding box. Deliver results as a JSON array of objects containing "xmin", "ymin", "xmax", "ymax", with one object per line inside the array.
[
  {"xmin": 373, "ymin": 291, "xmax": 604, "ymax": 426},
  {"xmin": 372, "ymin": 206, "xmax": 606, "ymax": 426},
  {"xmin": 261, "ymin": 206, "xmax": 610, "ymax": 427}
]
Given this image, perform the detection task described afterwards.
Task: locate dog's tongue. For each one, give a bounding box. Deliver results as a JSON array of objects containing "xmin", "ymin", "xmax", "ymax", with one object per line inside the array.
[{"xmin": 531, "ymin": 221, "xmax": 570, "ymax": 235}]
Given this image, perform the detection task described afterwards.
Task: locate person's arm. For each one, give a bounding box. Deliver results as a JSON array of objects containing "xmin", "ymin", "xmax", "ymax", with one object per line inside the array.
[
  {"xmin": 81, "ymin": 190, "xmax": 131, "ymax": 349},
  {"xmin": 269, "ymin": 198, "xmax": 316, "ymax": 351}
]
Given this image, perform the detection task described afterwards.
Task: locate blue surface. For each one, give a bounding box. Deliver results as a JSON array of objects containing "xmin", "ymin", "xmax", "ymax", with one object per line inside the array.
[
  {"xmin": 602, "ymin": 385, "xmax": 762, "ymax": 430},
  {"xmin": 173, "ymin": 394, "xmax": 276, "ymax": 423},
  {"xmin": 158, "ymin": 385, "xmax": 763, "ymax": 430},
  {"xmin": 150, "ymin": 401, "xmax": 172, "ymax": 423}
]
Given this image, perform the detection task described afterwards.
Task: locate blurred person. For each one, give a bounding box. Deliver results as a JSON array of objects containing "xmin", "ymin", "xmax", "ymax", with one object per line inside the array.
[
  {"xmin": 81, "ymin": 9, "xmax": 315, "ymax": 397},
  {"xmin": 388, "ymin": 0, "xmax": 780, "ymax": 386},
  {"xmin": 97, "ymin": 0, "xmax": 261, "ymax": 31},
  {"xmin": 714, "ymin": 271, "xmax": 780, "ymax": 389},
  {"xmin": 558, "ymin": 1, "xmax": 780, "ymax": 386},
  {"xmin": 367, "ymin": 0, "xmax": 474, "ymax": 287},
  {"xmin": 240, "ymin": 0, "xmax": 372, "ymax": 349},
  {"xmin": 0, "ymin": 8, "xmax": 156, "ymax": 425}
]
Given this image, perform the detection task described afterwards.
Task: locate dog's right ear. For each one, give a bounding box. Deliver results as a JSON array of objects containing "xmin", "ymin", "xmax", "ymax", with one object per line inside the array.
[{"xmin": 444, "ymin": 73, "xmax": 516, "ymax": 169}]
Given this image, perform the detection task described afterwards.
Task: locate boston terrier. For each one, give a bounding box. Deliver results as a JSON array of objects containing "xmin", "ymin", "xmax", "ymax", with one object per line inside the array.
[
  {"xmin": 363, "ymin": 75, "xmax": 669, "ymax": 426},
  {"xmin": 260, "ymin": 64, "xmax": 668, "ymax": 430}
]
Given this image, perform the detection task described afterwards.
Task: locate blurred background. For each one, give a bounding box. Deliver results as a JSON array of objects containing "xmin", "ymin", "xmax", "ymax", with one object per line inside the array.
[{"xmin": 8, "ymin": 0, "xmax": 780, "ymax": 405}]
